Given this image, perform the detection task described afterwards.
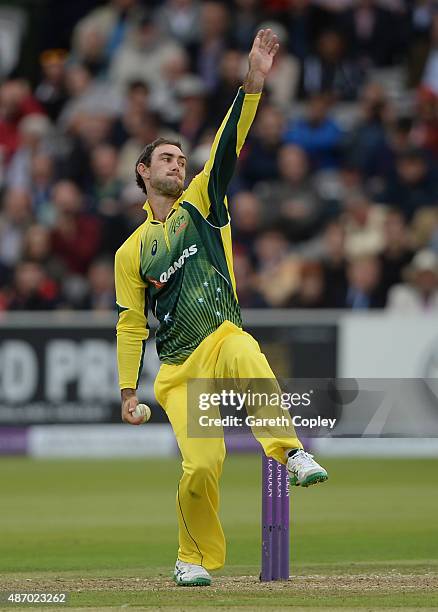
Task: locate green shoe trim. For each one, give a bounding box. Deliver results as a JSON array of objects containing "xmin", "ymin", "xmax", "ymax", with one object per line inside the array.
[
  {"xmin": 301, "ymin": 472, "xmax": 328, "ymax": 488},
  {"xmin": 289, "ymin": 474, "xmax": 298, "ymax": 486},
  {"xmin": 173, "ymin": 575, "xmax": 211, "ymax": 587}
]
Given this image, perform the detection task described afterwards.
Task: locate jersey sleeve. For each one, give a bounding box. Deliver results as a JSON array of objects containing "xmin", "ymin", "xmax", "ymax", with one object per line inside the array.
[
  {"xmin": 186, "ymin": 87, "xmax": 261, "ymax": 226},
  {"xmin": 115, "ymin": 239, "xmax": 149, "ymax": 390}
]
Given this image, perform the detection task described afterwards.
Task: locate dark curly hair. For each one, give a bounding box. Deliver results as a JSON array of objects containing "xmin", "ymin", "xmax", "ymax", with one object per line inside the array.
[{"xmin": 135, "ymin": 137, "xmax": 183, "ymax": 195}]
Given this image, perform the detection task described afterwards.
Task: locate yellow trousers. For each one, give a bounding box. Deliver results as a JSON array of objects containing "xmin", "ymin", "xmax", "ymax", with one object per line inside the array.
[{"xmin": 154, "ymin": 321, "xmax": 302, "ymax": 570}]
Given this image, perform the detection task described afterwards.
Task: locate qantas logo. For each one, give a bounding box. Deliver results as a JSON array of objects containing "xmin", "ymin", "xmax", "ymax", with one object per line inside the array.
[{"xmin": 159, "ymin": 244, "xmax": 198, "ymax": 283}]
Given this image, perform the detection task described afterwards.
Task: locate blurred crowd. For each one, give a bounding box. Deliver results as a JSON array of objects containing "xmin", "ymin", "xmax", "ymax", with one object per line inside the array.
[{"xmin": 1, "ymin": 0, "xmax": 438, "ymax": 312}]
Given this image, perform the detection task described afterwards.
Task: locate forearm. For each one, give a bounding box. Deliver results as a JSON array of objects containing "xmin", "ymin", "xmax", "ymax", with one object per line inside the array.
[{"xmin": 243, "ymin": 68, "xmax": 265, "ymax": 94}]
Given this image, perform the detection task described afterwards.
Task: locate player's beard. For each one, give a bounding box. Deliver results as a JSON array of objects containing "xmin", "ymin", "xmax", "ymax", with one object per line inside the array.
[{"xmin": 151, "ymin": 176, "xmax": 183, "ymax": 198}]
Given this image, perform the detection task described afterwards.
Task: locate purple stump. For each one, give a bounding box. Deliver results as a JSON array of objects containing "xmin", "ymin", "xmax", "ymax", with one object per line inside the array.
[
  {"xmin": 261, "ymin": 455, "xmax": 273, "ymax": 581},
  {"xmin": 280, "ymin": 460, "xmax": 290, "ymax": 579},
  {"xmin": 261, "ymin": 455, "xmax": 290, "ymax": 581}
]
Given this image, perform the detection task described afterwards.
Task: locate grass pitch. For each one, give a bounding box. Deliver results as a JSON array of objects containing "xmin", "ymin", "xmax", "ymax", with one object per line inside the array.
[{"xmin": 0, "ymin": 454, "xmax": 437, "ymax": 609}]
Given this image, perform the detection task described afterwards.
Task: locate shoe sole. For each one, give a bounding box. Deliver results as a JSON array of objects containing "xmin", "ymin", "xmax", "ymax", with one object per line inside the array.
[
  {"xmin": 173, "ymin": 576, "xmax": 211, "ymax": 587},
  {"xmin": 290, "ymin": 472, "xmax": 328, "ymax": 487}
]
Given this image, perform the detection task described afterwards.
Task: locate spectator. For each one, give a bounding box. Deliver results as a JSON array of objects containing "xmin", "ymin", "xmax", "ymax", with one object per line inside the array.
[
  {"xmin": 299, "ymin": 29, "xmax": 363, "ymax": 100},
  {"xmin": 154, "ymin": 0, "xmax": 201, "ymax": 47},
  {"xmin": 22, "ymin": 224, "xmax": 64, "ymax": 283},
  {"xmin": 0, "ymin": 80, "xmax": 44, "ymax": 163},
  {"xmin": 77, "ymin": 258, "xmax": 115, "ymax": 310},
  {"xmin": 230, "ymin": 191, "xmax": 264, "ymax": 256},
  {"xmin": 342, "ymin": 192, "xmax": 386, "ymax": 257},
  {"xmin": 380, "ymin": 147, "xmax": 438, "ymax": 221},
  {"xmin": 110, "ymin": 13, "xmax": 182, "ymax": 92},
  {"xmin": 72, "ymin": 0, "xmax": 140, "ymax": 65},
  {"xmin": 256, "ymin": 144, "xmax": 324, "ymax": 241},
  {"xmin": 387, "ymin": 249, "xmax": 438, "ymax": 311},
  {"xmin": 412, "ymin": 87, "xmax": 438, "ymax": 159},
  {"xmin": 288, "ymin": 260, "xmax": 327, "ymax": 308},
  {"xmin": 258, "ymin": 22, "xmax": 299, "ymax": 108},
  {"xmin": 253, "ymin": 228, "xmax": 300, "ymax": 306},
  {"xmin": 240, "ymin": 104, "xmax": 284, "ymax": 187},
  {"xmin": 110, "ymin": 80, "xmax": 151, "ymax": 147},
  {"xmin": 6, "ymin": 114, "xmax": 52, "ymax": 190},
  {"xmin": 29, "ymin": 153, "xmax": 56, "ymax": 224},
  {"xmin": 344, "ymin": 82, "xmax": 392, "ymax": 179},
  {"xmin": 379, "ymin": 209, "xmax": 415, "ymax": 299},
  {"xmin": 421, "ymin": 13, "xmax": 438, "ymax": 95},
  {"xmin": 35, "ymin": 49, "xmax": 68, "ymax": 121},
  {"xmin": 284, "ymin": 93, "xmax": 343, "ymax": 171},
  {"xmin": 89, "ymin": 143, "xmax": 124, "ymax": 214},
  {"xmin": 5, "ymin": 261, "xmax": 59, "ymax": 310},
  {"xmin": 320, "ymin": 221, "xmax": 348, "ymax": 307},
  {"xmin": 341, "ymin": 0, "xmax": 401, "ymax": 68},
  {"xmin": 232, "ymin": 0, "xmax": 262, "ymax": 52},
  {"xmin": 233, "ymin": 247, "xmax": 267, "ymax": 308},
  {"xmin": 208, "ymin": 49, "xmax": 246, "ymax": 125},
  {"xmin": 193, "ymin": 1, "xmax": 230, "ymax": 92},
  {"xmin": 344, "ymin": 254, "xmax": 385, "ymax": 309},
  {"xmin": 175, "ymin": 75, "xmax": 209, "ymax": 148},
  {"xmin": 0, "ymin": 188, "xmax": 32, "ymax": 271},
  {"xmin": 50, "ymin": 181, "xmax": 101, "ymax": 275}
]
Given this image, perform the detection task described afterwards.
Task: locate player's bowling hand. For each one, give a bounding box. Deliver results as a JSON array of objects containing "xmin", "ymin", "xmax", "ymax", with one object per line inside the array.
[{"xmin": 121, "ymin": 393, "xmax": 144, "ymax": 425}]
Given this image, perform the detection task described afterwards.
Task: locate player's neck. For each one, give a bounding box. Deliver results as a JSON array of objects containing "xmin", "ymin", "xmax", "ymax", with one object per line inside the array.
[{"xmin": 148, "ymin": 193, "xmax": 176, "ymax": 222}]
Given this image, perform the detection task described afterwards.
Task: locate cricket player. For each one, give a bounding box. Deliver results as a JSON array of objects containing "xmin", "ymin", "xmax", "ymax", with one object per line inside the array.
[{"xmin": 115, "ymin": 29, "xmax": 328, "ymax": 586}]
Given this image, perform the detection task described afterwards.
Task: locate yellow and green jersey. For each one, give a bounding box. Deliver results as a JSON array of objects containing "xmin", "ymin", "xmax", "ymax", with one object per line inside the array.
[{"xmin": 115, "ymin": 87, "xmax": 261, "ymax": 389}]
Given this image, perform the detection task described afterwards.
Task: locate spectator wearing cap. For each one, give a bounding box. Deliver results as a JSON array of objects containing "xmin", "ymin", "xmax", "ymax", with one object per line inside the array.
[
  {"xmin": 35, "ymin": 49, "xmax": 68, "ymax": 121},
  {"xmin": 380, "ymin": 147, "xmax": 438, "ymax": 221},
  {"xmin": 387, "ymin": 249, "xmax": 438, "ymax": 311}
]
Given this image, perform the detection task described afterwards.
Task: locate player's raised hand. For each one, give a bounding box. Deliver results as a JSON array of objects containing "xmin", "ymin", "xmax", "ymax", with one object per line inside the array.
[{"xmin": 248, "ymin": 29, "xmax": 279, "ymax": 77}]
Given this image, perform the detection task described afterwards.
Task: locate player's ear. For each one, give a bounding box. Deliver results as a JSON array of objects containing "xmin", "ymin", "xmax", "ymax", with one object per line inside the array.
[{"xmin": 137, "ymin": 162, "xmax": 150, "ymax": 180}]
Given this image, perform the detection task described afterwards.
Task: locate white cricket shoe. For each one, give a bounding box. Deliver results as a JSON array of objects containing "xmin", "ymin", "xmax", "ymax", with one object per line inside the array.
[
  {"xmin": 287, "ymin": 449, "xmax": 328, "ymax": 487},
  {"xmin": 173, "ymin": 559, "xmax": 211, "ymax": 586}
]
